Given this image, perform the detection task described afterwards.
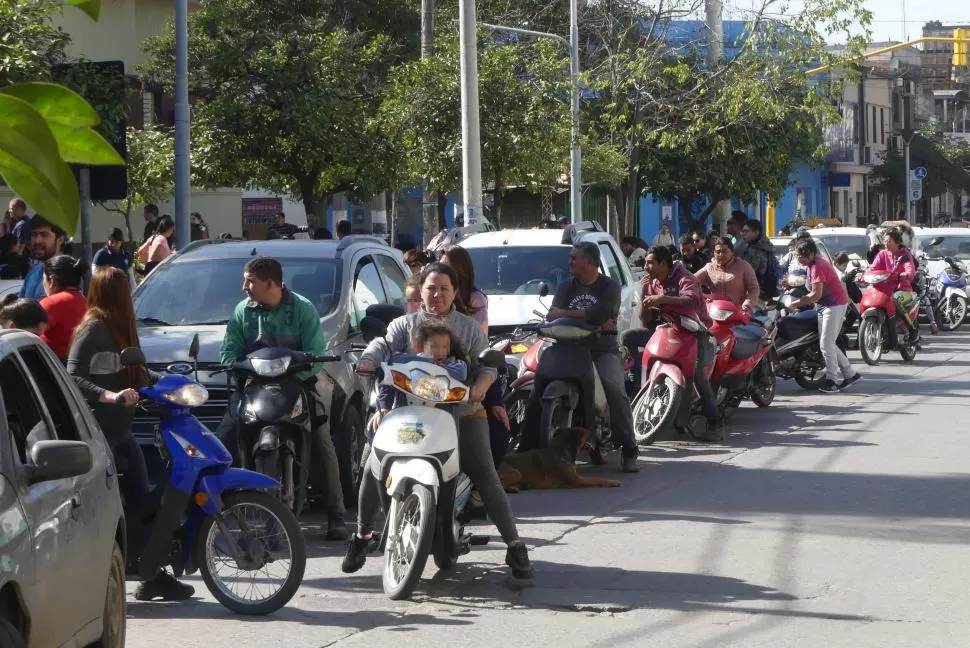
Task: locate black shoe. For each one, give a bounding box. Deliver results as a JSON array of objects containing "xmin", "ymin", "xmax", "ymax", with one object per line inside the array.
[
  {"xmin": 699, "ymin": 417, "xmax": 724, "ymax": 442},
  {"xmin": 840, "ymin": 373, "xmax": 862, "ymax": 390},
  {"xmin": 134, "ymin": 570, "xmax": 195, "ymax": 602},
  {"xmin": 505, "ymin": 543, "xmax": 533, "ymax": 579},
  {"xmin": 818, "ymin": 379, "xmax": 842, "ymax": 393},
  {"xmin": 341, "ymin": 535, "xmax": 372, "ymax": 574},
  {"xmin": 620, "ymin": 451, "xmax": 639, "ymax": 473},
  {"xmin": 326, "ymin": 513, "xmax": 350, "ymax": 541}
]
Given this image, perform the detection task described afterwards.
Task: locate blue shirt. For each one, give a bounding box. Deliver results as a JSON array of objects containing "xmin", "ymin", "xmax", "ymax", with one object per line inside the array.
[
  {"xmin": 92, "ymin": 245, "xmax": 131, "ymax": 272},
  {"xmin": 19, "ymin": 262, "xmax": 45, "ymax": 299},
  {"xmin": 12, "ymin": 218, "xmax": 29, "ymax": 247}
]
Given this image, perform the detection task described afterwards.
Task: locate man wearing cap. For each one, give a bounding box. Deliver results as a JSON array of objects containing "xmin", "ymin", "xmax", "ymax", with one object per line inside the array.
[{"xmin": 93, "ymin": 227, "xmax": 133, "ymax": 274}]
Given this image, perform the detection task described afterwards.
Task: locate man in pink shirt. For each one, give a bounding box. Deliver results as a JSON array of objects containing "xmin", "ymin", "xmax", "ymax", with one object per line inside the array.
[
  {"xmin": 788, "ymin": 238, "xmax": 861, "ymax": 393},
  {"xmin": 694, "ymin": 238, "xmax": 760, "ymax": 312}
]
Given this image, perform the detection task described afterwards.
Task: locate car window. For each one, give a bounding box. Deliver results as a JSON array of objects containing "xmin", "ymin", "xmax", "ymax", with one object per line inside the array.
[
  {"xmin": 18, "ymin": 348, "xmax": 87, "ymax": 443},
  {"xmin": 915, "ymin": 235, "xmax": 970, "ymax": 260},
  {"xmin": 352, "ymin": 257, "xmax": 387, "ymax": 327},
  {"xmin": 134, "ymin": 257, "xmax": 341, "ymax": 325},
  {"xmin": 465, "ymin": 246, "xmax": 571, "ymax": 295},
  {"xmin": 598, "ymin": 242, "xmax": 626, "ymax": 286},
  {"xmin": 374, "ymin": 254, "xmax": 407, "ymax": 308},
  {"xmin": 814, "ymin": 234, "xmax": 869, "ymax": 258},
  {"xmin": 0, "ymin": 356, "xmax": 48, "ymax": 463}
]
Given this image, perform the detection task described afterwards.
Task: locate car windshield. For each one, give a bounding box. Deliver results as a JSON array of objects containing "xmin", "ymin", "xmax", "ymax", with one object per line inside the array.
[
  {"xmin": 466, "ymin": 246, "xmax": 572, "ymax": 295},
  {"xmin": 916, "ymin": 235, "xmax": 970, "ymax": 260},
  {"xmin": 813, "ymin": 234, "xmax": 870, "ymax": 258},
  {"xmin": 133, "ymin": 257, "xmax": 341, "ymax": 325}
]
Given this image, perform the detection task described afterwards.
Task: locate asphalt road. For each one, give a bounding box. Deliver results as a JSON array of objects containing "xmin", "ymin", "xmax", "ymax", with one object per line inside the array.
[{"xmin": 125, "ymin": 330, "xmax": 970, "ymax": 647}]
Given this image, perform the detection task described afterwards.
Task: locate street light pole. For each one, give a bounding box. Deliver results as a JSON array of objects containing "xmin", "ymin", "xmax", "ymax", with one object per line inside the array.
[
  {"xmin": 479, "ymin": 17, "xmax": 583, "ymax": 224},
  {"xmin": 174, "ymin": 0, "xmax": 190, "ymax": 250},
  {"xmin": 458, "ymin": 0, "xmax": 483, "ymax": 225}
]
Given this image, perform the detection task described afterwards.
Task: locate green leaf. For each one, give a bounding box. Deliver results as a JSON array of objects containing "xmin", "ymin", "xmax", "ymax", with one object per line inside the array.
[
  {"xmin": 0, "ymin": 95, "xmax": 80, "ymax": 233},
  {"xmin": 0, "ymin": 83, "xmax": 101, "ymax": 128},
  {"xmin": 48, "ymin": 124, "xmax": 125, "ymax": 165},
  {"xmin": 66, "ymin": 0, "xmax": 100, "ymax": 20}
]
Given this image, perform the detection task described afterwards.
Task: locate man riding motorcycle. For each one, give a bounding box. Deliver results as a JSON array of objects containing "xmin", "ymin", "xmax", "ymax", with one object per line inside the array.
[
  {"xmin": 622, "ymin": 246, "xmax": 723, "ymax": 441},
  {"xmin": 519, "ymin": 242, "xmax": 640, "ymax": 473},
  {"xmin": 868, "ymin": 227, "xmax": 919, "ymax": 344}
]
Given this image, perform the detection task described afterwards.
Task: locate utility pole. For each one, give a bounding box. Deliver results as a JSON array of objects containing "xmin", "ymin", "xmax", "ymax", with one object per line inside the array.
[
  {"xmin": 902, "ymin": 80, "xmax": 915, "ymax": 222},
  {"xmin": 458, "ymin": 0, "xmax": 483, "ymax": 226},
  {"xmin": 174, "ymin": 0, "xmax": 190, "ymax": 250},
  {"xmin": 420, "ymin": 0, "xmax": 438, "ymax": 246},
  {"xmin": 705, "ymin": 0, "xmax": 729, "ymax": 230},
  {"xmin": 568, "ymin": 0, "xmax": 582, "ymax": 224}
]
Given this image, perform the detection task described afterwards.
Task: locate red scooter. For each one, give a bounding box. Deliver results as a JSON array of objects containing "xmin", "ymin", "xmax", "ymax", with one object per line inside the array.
[
  {"xmin": 857, "ymin": 264, "xmax": 919, "ymax": 364},
  {"xmin": 706, "ymin": 298, "xmax": 777, "ymax": 416}
]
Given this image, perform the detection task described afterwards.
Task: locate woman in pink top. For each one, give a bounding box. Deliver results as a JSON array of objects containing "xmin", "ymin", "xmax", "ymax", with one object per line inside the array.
[
  {"xmin": 868, "ymin": 227, "xmax": 918, "ymax": 334},
  {"xmin": 694, "ymin": 237, "xmax": 760, "ymax": 312},
  {"xmin": 138, "ymin": 215, "xmax": 175, "ymax": 275}
]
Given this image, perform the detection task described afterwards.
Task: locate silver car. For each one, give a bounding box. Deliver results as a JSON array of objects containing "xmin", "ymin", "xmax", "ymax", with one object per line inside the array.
[
  {"xmin": 0, "ymin": 330, "xmax": 126, "ymax": 647},
  {"xmin": 131, "ymin": 236, "xmax": 410, "ymax": 506}
]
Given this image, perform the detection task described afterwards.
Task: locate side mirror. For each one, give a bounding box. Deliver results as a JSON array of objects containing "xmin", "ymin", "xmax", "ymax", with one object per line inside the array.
[
  {"xmin": 28, "ymin": 440, "xmax": 93, "ymax": 485},
  {"xmin": 359, "ymin": 316, "xmax": 388, "ymax": 343},
  {"xmin": 365, "ymin": 303, "xmax": 406, "ymax": 326},
  {"xmin": 928, "ymin": 237, "xmax": 944, "ymax": 246},
  {"xmin": 538, "ymin": 282, "xmax": 549, "ymax": 298},
  {"xmin": 189, "ymin": 333, "xmax": 200, "ymax": 359},
  {"xmin": 119, "ymin": 347, "xmax": 146, "ymax": 366},
  {"xmin": 479, "ymin": 349, "xmax": 507, "ymax": 369}
]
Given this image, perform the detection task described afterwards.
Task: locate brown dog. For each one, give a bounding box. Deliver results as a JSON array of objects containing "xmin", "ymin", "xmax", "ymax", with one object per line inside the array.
[{"xmin": 499, "ymin": 427, "xmax": 622, "ymax": 492}]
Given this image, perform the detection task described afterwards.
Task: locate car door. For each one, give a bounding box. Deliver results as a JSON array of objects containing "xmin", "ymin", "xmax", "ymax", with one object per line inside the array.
[
  {"xmin": 598, "ymin": 240, "xmax": 638, "ymax": 332},
  {"xmin": 350, "ymin": 254, "xmax": 388, "ymax": 330},
  {"xmin": 0, "ymin": 353, "xmax": 79, "ymax": 647},
  {"xmin": 373, "ymin": 253, "xmax": 408, "ymax": 311},
  {"xmin": 16, "ymin": 345, "xmax": 115, "ymax": 640}
]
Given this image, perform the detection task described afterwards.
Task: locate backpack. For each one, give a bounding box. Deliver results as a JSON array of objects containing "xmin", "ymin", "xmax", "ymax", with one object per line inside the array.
[{"xmin": 759, "ymin": 247, "xmax": 782, "ymax": 298}]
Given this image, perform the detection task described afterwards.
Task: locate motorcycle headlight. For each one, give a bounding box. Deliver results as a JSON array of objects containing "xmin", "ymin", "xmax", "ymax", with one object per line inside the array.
[
  {"xmin": 391, "ymin": 369, "xmax": 466, "ymax": 402},
  {"xmin": 708, "ymin": 307, "xmax": 734, "ymax": 322},
  {"xmin": 163, "ymin": 383, "xmax": 210, "ymax": 407},
  {"xmin": 864, "ymin": 272, "xmax": 891, "ymax": 284},
  {"xmin": 250, "ymin": 356, "xmax": 291, "ymax": 377},
  {"xmin": 290, "ymin": 397, "xmax": 304, "ymax": 419}
]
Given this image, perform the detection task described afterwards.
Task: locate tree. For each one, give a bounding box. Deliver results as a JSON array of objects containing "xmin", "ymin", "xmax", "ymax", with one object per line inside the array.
[
  {"xmin": 0, "ymin": 0, "xmax": 69, "ymax": 86},
  {"xmin": 873, "ymin": 125, "xmax": 970, "ymax": 203},
  {"xmin": 141, "ymin": 0, "xmax": 419, "ymax": 221}
]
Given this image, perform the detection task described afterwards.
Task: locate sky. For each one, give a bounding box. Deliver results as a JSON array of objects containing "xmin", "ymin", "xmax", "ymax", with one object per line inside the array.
[{"xmin": 863, "ymin": 0, "xmax": 970, "ymax": 42}]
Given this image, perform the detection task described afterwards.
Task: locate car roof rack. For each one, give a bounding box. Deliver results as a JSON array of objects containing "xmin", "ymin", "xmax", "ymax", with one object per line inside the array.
[
  {"xmin": 561, "ymin": 221, "xmax": 604, "ymax": 245},
  {"xmin": 336, "ymin": 235, "xmax": 391, "ymax": 253},
  {"xmin": 427, "ymin": 222, "xmax": 496, "ymax": 251}
]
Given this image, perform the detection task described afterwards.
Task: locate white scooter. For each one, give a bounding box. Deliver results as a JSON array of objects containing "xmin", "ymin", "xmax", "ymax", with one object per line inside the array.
[{"xmin": 361, "ymin": 323, "xmax": 507, "ymax": 600}]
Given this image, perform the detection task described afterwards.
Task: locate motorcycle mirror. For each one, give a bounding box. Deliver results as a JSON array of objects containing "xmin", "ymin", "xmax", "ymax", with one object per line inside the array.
[
  {"xmin": 479, "ymin": 349, "xmax": 507, "ymax": 369},
  {"xmin": 928, "ymin": 237, "xmax": 944, "ymax": 246},
  {"xmin": 538, "ymin": 282, "xmax": 549, "ymax": 298},
  {"xmin": 119, "ymin": 347, "xmax": 146, "ymax": 366},
  {"xmin": 359, "ymin": 316, "xmax": 388, "ymax": 343},
  {"xmin": 189, "ymin": 333, "xmax": 200, "ymax": 359}
]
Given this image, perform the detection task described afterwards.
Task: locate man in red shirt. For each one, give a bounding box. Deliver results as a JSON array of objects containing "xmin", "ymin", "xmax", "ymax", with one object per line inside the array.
[{"xmin": 788, "ymin": 238, "xmax": 862, "ymax": 393}]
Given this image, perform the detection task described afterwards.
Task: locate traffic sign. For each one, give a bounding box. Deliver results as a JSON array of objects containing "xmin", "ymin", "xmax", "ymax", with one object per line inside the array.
[
  {"xmin": 911, "ymin": 188, "xmax": 922, "ymax": 201},
  {"xmin": 914, "ymin": 166, "xmax": 928, "ymax": 179}
]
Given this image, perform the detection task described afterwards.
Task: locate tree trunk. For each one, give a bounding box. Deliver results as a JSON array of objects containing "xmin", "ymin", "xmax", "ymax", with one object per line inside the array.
[
  {"xmin": 622, "ymin": 164, "xmax": 638, "ymax": 237},
  {"xmin": 682, "ymin": 197, "xmax": 718, "ymax": 233},
  {"xmin": 492, "ymin": 169, "xmax": 503, "ymax": 228},
  {"xmin": 437, "ymin": 193, "xmax": 447, "ymax": 234}
]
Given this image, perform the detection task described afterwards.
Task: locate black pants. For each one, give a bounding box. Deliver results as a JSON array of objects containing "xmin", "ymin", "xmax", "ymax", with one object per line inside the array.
[{"xmin": 484, "ymin": 373, "xmax": 509, "ymax": 468}]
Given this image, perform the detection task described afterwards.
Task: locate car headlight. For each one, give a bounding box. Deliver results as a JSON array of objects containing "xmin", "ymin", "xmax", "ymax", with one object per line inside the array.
[
  {"xmin": 391, "ymin": 369, "xmax": 466, "ymax": 402},
  {"xmin": 250, "ymin": 356, "xmax": 291, "ymax": 377},
  {"xmin": 164, "ymin": 383, "xmax": 210, "ymax": 407}
]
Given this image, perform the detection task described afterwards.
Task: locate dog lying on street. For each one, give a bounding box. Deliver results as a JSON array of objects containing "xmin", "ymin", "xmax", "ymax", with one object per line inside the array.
[{"xmin": 499, "ymin": 427, "xmax": 622, "ymax": 492}]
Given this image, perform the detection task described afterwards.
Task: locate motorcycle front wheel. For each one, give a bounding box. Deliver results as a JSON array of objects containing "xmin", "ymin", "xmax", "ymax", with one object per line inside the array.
[
  {"xmin": 632, "ymin": 376, "xmax": 682, "ymax": 445},
  {"xmin": 750, "ymin": 355, "xmax": 776, "ymax": 407},
  {"xmin": 941, "ymin": 294, "xmax": 967, "ymax": 331},
  {"xmin": 197, "ymin": 491, "xmax": 306, "ymax": 615},
  {"xmin": 383, "ymin": 483, "xmax": 435, "ymax": 601},
  {"xmin": 858, "ymin": 318, "xmax": 884, "ymax": 365}
]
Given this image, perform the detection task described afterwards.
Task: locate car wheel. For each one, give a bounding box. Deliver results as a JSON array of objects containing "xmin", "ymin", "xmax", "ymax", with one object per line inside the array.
[
  {"xmin": 92, "ymin": 542, "xmax": 126, "ymax": 648},
  {"xmin": 337, "ymin": 405, "xmax": 365, "ymax": 510},
  {"xmin": 0, "ymin": 619, "xmax": 25, "ymax": 648}
]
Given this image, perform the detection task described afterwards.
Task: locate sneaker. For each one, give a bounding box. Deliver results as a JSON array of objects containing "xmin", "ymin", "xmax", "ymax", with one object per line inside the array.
[
  {"xmin": 341, "ymin": 535, "xmax": 372, "ymax": 573},
  {"xmin": 840, "ymin": 373, "xmax": 862, "ymax": 390},
  {"xmin": 505, "ymin": 543, "xmax": 533, "ymax": 579},
  {"xmin": 134, "ymin": 570, "xmax": 195, "ymax": 601},
  {"xmin": 621, "ymin": 453, "xmax": 640, "ymax": 473},
  {"xmin": 818, "ymin": 379, "xmax": 842, "ymax": 393},
  {"xmin": 326, "ymin": 513, "xmax": 350, "ymax": 542},
  {"xmin": 699, "ymin": 417, "xmax": 724, "ymax": 442}
]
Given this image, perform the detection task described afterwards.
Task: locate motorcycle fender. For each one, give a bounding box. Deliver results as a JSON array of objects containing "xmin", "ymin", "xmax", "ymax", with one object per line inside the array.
[
  {"xmin": 256, "ymin": 425, "xmax": 282, "ymax": 452},
  {"xmin": 386, "ymin": 458, "xmax": 440, "ymax": 498},
  {"xmin": 196, "ymin": 468, "xmax": 280, "ymax": 516},
  {"xmin": 541, "ymin": 381, "xmax": 580, "ymax": 411},
  {"xmin": 861, "ymin": 307, "xmax": 886, "ymax": 322},
  {"xmin": 648, "ymin": 361, "xmax": 686, "ymax": 388}
]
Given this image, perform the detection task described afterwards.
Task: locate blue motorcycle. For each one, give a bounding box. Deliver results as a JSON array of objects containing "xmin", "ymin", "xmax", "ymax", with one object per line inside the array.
[
  {"xmin": 933, "ymin": 256, "xmax": 968, "ymax": 331},
  {"xmin": 121, "ymin": 336, "xmax": 306, "ymax": 615}
]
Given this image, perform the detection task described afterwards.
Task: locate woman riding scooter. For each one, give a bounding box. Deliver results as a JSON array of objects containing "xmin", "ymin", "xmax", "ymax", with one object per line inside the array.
[{"xmin": 869, "ymin": 228, "xmax": 919, "ymax": 344}]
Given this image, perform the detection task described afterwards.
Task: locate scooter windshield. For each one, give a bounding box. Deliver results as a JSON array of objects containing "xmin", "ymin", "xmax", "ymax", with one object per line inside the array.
[{"xmin": 389, "ymin": 352, "xmax": 468, "ymax": 382}]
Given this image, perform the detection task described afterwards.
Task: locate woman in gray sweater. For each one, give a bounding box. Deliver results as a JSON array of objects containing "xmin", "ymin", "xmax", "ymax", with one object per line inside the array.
[
  {"xmin": 341, "ymin": 263, "xmax": 533, "ymax": 580},
  {"xmin": 67, "ymin": 267, "xmax": 194, "ymax": 601}
]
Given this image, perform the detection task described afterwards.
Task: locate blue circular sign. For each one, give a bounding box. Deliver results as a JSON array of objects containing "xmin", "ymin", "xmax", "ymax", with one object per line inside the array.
[{"xmin": 914, "ymin": 167, "xmax": 928, "ymax": 179}]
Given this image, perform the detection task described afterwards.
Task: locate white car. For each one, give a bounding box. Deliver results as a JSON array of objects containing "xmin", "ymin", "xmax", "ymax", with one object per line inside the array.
[
  {"xmin": 808, "ymin": 227, "xmax": 872, "ymax": 267},
  {"xmin": 455, "ymin": 223, "xmax": 641, "ymax": 334},
  {"xmin": 914, "ymin": 227, "xmax": 970, "ymax": 277}
]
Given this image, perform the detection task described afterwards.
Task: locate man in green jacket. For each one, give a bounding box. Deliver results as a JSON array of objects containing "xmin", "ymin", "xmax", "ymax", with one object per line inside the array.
[{"xmin": 218, "ymin": 256, "xmax": 348, "ymax": 540}]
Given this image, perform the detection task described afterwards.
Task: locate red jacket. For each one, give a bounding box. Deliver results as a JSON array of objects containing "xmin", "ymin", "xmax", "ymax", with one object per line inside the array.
[{"xmin": 40, "ymin": 289, "xmax": 87, "ymax": 358}]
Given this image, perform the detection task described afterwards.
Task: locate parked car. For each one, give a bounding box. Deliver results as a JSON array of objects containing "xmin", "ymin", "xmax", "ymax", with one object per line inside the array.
[
  {"xmin": 453, "ymin": 221, "xmax": 641, "ymax": 335},
  {"xmin": 0, "ymin": 329, "xmax": 126, "ymax": 647},
  {"xmin": 0, "ymin": 280, "xmax": 23, "ymax": 301},
  {"xmin": 770, "ymin": 236, "xmax": 836, "ymax": 265},
  {"xmin": 809, "ymin": 227, "xmax": 872, "ymax": 266},
  {"xmin": 131, "ymin": 236, "xmax": 411, "ymax": 507}
]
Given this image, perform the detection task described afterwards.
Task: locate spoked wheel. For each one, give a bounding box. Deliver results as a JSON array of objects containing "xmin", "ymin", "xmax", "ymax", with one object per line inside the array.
[
  {"xmin": 197, "ymin": 491, "xmax": 306, "ymax": 615},
  {"xmin": 750, "ymin": 356, "xmax": 776, "ymax": 407},
  {"xmin": 92, "ymin": 542, "xmax": 126, "ymax": 648},
  {"xmin": 632, "ymin": 376, "xmax": 682, "ymax": 445},
  {"xmin": 383, "ymin": 484, "xmax": 435, "ymax": 600},
  {"xmin": 858, "ymin": 318, "xmax": 884, "ymax": 365},
  {"xmin": 503, "ymin": 388, "xmax": 531, "ymax": 452},
  {"xmin": 941, "ymin": 294, "xmax": 967, "ymax": 331},
  {"xmin": 899, "ymin": 323, "xmax": 918, "ymax": 362},
  {"xmin": 793, "ymin": 357, "xmax": 826, "ymax": 390}
]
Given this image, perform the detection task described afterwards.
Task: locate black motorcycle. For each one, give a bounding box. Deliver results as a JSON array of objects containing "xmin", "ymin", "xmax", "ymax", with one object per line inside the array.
[
  {"xmin": 225, "ymin": 347, "xmax": 341, "ymax": 517},
  {"xmin": 773, "ymin": 297, "xmax": 852, "ymax": 390}
]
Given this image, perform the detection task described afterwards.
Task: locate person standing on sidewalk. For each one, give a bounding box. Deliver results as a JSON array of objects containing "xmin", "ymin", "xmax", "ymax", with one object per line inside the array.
[{"xmin": 787, "ymin": 238, "xmax": 862, "ymax": 393}]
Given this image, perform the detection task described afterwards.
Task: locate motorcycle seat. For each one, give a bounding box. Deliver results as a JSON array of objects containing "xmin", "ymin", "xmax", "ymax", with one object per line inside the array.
[
  {"xmin": 778, "ymin": 310, "xmax": 818, "ymax": 340},
  {"xmin": 730, "ymin": 325, "xmax": 766, "ymax": 360}
]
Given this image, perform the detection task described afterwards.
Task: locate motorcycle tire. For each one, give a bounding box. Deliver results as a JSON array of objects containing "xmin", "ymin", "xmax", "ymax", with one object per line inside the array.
[
  {"xmin": 942, "ymin": 294, "xmax": 968, "ymax": 332},
  {"xmin": 858, "ymin": 318, "xmax": 883, "ymax": 366},
  {"xmin": 540, "ymin": 398, "xmax": 572, "ymax": 445},
  {"xmin": 197, "ymin": 490, "xmax": 306, "ymax": 615},
  {"xmin": 631, "ymin": 376, "xmax": 682, "ymax": 445},
  {"xmin": 383, "ymin": 483, "xmax": 435, "ymax": 601},
  {"xmin": 900, "ymin": 338, "xmax": 918, "ymax": 362},
  {"xmin": 750, "ymin": 355, "xmax": 776, "ymax": 407},
  {"xmin": 336, "ymin": 406, "xmax": 366, "ymax": 510},
  {"xmin": 503, "ymin": 388, "xmax": 532, "ymax": 452}
]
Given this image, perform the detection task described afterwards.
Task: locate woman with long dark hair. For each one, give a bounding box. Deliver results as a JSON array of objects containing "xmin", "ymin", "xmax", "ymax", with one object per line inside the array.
[
  {"xmin": 40, "ymin": 255, "xmax": 88, "ymax": 360},
  {"xmin": 67, "ymin": 267, "xmax": 194, "ymax": 602}
]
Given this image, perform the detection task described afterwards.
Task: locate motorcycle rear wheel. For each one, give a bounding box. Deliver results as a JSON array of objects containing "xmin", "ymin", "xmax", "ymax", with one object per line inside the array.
[
  {"xmin": 539, "ymin": 398, "xmax": 572, "ymax": 445},
  {"xmin": 858, "ymin": 319, "xmax": 883, "ymax": 366},
  {"xmin": 383, "ymin": 484, "xmax": 435, "ymax": 601},
  {"xmin": 632, "ymin": 376, "xmax": 681, "ymax": 445},
  {"xmin": 503, "ymin": 388, "xmax": 531, "ymax": 452}
]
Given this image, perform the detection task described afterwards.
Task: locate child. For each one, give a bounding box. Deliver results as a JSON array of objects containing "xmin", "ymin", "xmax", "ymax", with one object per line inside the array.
[
  {"xmin": 404, "ymin": 276, "xmax": 422, "ymax": 314},
  {"xmin": 0, "ymin": 296, "xmax": 49, "ymax": 336},
  {"xmin": 368, "ymin": 323, "xmax": 470, "ymax": 437}
]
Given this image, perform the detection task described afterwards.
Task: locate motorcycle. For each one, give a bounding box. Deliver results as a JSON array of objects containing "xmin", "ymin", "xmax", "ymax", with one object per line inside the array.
[
  {"xmin": 120, "ymin": 336, "xmax": 306, "ymax": 615},
  {"xmin": 361, "ymin": 318, "xmax": 507, "ymax": 600},
  {"xmin": 773, "ymin": 295, "xmax": 852, "ymax": 390},
  {"xmin": 857, "ymin": 262, "xmax": 920, "ymax": 365},
  {"xmin": 221, "ymin": 347, "xmax": 342, "ymax": 517},
  {"xmin": 931, "ymin": 257, "xmax": 968, "ymax": 331},
  {"xmin": 706, "ymin": 298, "xmax": 777, "ymax": 414}
]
